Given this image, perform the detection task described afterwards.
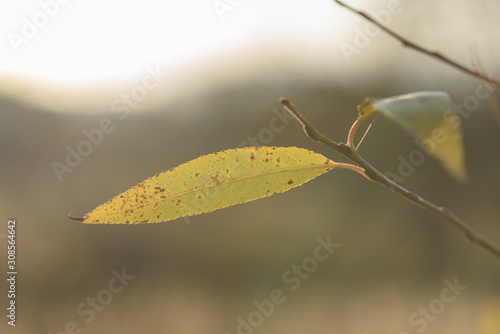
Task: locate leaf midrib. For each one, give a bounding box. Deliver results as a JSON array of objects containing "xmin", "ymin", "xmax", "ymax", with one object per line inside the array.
[{"xmin": 87, "ymin": 162, "xmax": 336, "ymax": 220}]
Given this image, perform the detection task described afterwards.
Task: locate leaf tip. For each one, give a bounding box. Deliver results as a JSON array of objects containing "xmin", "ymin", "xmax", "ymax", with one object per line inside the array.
[
  {"xmin": 68, "ymin": 212, "xmax": 86, "ymax": 222},
  {"xmin": 450, "ymin": 166, "xmax": 468, "ymax": 184}
]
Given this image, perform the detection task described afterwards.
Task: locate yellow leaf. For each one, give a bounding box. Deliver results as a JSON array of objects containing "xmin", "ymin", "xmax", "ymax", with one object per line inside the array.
[
  {"xmin": 358, "ymin": 97, "xmax": 379, "ymax": 121},
  {"xmin": 372, "ymin": 91, "xmax": 467, "ymax": 182},
  {"xmin": 73, "ymin": 147, "xmax": 336, "ymax": 224},
  {"xmin": 481, "ymin": 300, "xmax": 500, "ymax": 334}
]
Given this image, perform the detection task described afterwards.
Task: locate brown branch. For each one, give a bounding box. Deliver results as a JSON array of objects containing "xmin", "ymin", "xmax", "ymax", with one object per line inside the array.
[
  {"xmin": 280, "ymin": 97, "xmax": 500, "ymax": 260},
  {"xmin": 333, "ymin": 0, "xmax": 500, "ymax": 88}
]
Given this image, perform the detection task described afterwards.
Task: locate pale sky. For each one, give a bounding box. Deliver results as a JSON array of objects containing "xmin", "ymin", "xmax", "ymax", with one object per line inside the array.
[
  {"xmin": 0, "ymin": 0, "xmax": 498, "ymax": 112},
  {"xmin": 0, "ymin": 0, "xmax": 356, "ymax": 85}
]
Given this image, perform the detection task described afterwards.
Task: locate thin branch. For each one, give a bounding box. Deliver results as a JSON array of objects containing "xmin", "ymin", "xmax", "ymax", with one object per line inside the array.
[
  {"xmin": 280, "ymin": 98, "xmax": 342, "ymax": 151},
  {"xmin": 280, "ymin": 97, "xmax": 500, "ymax": 260},
  {"xmin": 333, "ymin": 0, "xmax": 500, "ymax": 88}
]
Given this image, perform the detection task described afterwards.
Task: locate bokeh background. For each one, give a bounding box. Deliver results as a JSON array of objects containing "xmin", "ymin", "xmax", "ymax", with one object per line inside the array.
[{"xmin": 1, "ymin": 0, "xmax": 500, "ymax": 333}]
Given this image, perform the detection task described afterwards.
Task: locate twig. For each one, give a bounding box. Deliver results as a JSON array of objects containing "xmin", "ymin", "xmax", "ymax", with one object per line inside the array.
[
  {"xmin": 347, "ymin": 117, "xmax": 363, "ymax": 150},
  {"xmin": 333, "ymin": 162, "xmax": 371, "ymax": 180},
  {"xmin": 280, "ymin": 97, "xmax": 500, "ymax": 260},
  {"xmin": 333, "ymin": 0, "xmax": 500, "ymax": 88}
]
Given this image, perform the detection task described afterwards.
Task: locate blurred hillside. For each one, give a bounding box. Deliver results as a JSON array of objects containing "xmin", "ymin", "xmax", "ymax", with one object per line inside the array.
[{"xmin": 1, "ymin": 74, "xmax": 500, "ymax": 333}]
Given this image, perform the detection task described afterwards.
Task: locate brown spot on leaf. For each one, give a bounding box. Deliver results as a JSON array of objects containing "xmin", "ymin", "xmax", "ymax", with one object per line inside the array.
[{"xmin": 287, "ymin": 179, "xmax": 294, "ymax": 185}]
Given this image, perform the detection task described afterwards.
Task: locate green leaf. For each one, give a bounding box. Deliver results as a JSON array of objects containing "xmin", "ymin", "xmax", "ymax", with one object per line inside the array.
[
  {"xmin": 372, "ymin": 91, "xmax": 466, "ymax": 182},
  {"xmin": 73, "ymin": 147, "xmax": 336, "ymax": 224}
]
